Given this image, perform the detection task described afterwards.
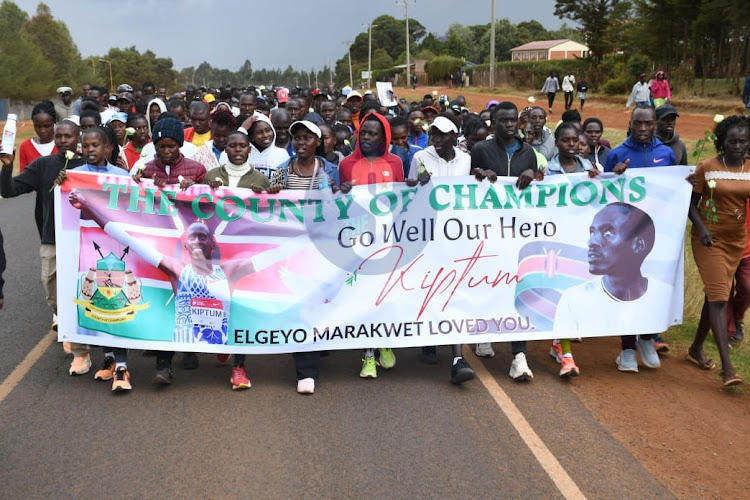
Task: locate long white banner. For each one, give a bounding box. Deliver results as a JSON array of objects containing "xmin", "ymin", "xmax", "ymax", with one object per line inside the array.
[{"xmin": 55, "ymin": 166, "xmax": 691, "ymax": 353}]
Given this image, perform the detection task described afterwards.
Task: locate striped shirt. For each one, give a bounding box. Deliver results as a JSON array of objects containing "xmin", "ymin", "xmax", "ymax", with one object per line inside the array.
[{"xmin": 271, "ymin": 158, "xmax": 329, "ymax": 190}]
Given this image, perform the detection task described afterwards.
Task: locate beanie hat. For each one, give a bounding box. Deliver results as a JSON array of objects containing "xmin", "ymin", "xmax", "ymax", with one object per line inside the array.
[{"xmin": 152, "ymin": 117, "xmax": 184, "ymax": 147}]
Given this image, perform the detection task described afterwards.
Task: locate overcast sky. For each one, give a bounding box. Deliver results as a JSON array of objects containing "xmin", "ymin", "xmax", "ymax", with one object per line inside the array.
[{"xmin": 13, "ymin": 0, "xmax": 565, "ymax": 71}]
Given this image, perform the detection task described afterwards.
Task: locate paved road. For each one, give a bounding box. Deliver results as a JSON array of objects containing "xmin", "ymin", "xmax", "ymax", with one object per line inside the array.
[{"xmin": 0, "ymin": 195, "xmax": 673, "ymax": 498}]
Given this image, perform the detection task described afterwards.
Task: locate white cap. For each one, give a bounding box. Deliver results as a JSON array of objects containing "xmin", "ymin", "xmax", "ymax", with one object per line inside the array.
[
  {"xmin": 290, "ymin": 120, "xmax": 321, "ymax": 139},
  {"xmin": 57, "ymin": 86, "xmax": 72, "ymax": 94},
  {"xmin": 346, "ymin": 90, "xmax": 363, "ymax": 101},
  {"xmin": 429, "ymin": 116, "xmax": 458, "ymax": 134}
]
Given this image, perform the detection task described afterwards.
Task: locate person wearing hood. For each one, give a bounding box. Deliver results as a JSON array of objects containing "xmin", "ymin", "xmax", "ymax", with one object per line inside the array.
[
  {"xmin": 243, "ymin": 112, "xmax": 290, "ymax": 179},
  {"xmin": 604, "ymin": 107, "xmax": 676, "ymax": 172},
  {"xmin": 655, "ymin": 104, "xmax": 688, "ymax": 165},
  {"xmin": 146, "ymin": 98, "xmax": 167, "ymax": 135},
  {"xmin": 338, "ymin": 113, "xmax": 402, "ymax": 379},
  {"xmin": 651, "ymin": 70, "xmax": 671, "ymax": 108},
  {"xmin": 407, "ymin": 115, "xmax": 476, "ymax": 385},
  {"xmin": 339, "ymin": 112, "xmax": 404, "ymax": 187}
]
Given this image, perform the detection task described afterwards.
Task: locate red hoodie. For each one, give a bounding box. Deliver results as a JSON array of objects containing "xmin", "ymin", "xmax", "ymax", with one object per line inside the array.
[{"xmin": 339, "ymin": 113, "xmax": 404, "ymax": 184}]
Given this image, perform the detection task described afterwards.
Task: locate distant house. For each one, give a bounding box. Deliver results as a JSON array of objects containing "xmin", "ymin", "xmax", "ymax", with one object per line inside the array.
[{"xmin": 510, "ymin": 39, "xmax": 589, "ymax": 62}]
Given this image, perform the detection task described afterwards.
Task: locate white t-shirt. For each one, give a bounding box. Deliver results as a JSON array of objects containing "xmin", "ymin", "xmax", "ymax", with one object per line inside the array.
[
  {"xmin": 32, "ymin": 140, "xmax": 55, "ymax": 157},
  {"xmin": 562, "ymin": 75, "xmax": 575, "ymax": 93},
  {"xmin": 100, "ymin": 107, "xmax": 116, "ymax": 124},
  {"xmin": 408, "ymin": 146, "xmax": 471, "ymax": 180},
  {"xmin": 553, "ymin": 276, "xmax": 674, "ymax": 337}
]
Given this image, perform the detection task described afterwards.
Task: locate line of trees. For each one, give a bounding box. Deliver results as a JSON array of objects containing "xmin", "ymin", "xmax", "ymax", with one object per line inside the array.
[{"xmin": 2, "ymin": 0, "xmax": 748, "ymax": 101}]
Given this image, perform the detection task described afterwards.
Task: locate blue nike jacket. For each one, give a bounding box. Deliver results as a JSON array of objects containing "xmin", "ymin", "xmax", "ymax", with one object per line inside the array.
[{"xmin": 603, "ymin": 135, "xmax": 676, "ymax": 172}]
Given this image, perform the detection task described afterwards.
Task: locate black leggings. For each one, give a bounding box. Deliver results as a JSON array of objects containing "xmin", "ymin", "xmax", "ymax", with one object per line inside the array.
[
  {"xmin": 547, "ymin": 92, "xmax": 556, "ymax": 109},
  {"xmin": 621, "ymin": 334, "xmax": 654, "ymax": 350}
]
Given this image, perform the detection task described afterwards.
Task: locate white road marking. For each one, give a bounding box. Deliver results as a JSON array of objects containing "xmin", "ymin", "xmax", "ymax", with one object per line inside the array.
[
  {"xmin": 0, "ymin": 329, "xmax": 56, "ymax": 404},
  {"xmin": 466, "ymin": 349, "xmax": 587, "ymax": 500}
]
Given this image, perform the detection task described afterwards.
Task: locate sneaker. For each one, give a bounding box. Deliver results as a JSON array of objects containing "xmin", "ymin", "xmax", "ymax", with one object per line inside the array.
[
  {"xmin": 450, "ymin": 358, "xmax": 475, "ymax": 384},
  {"xmin": 94, "ymin": 356, "xmax": 116, "ymax": 381},
  {"xmin": 297, "ymin": 377, "xmax": 315, "ymax": 394},
  {"xmin": 559, "ymin": 357, "xmax": 580, "ymax": 378},
  {"xmin": 360, "ymin": 356, "xmax": 378, "ymax": 378},
  {"xmin": 653, "ymin": 335, "xmax": 670, "ymax": 353},
  {"xmin": 509, "ymin": 352, "xmax": 534, "ymax": 381},
  {"xmin": 182, "ymin": 352, "xmax": 199, "ymax": 370},
  {"xmin": 217, "ymin": 354, "xmax": 230, "ymax": 363},
  {"xmin": 378, "ymin": 348, "xmax": 396, "ymax": 369},
  {"xmin": 419, "ymin": 346, "xmax": 438, "ymax": 365},
  {"xmin": 736, "ymin": 322, "xmax": 745, "ymax": 343},
  {"xmin": 153, "ymin": 359, "xmax": 173, "ymax": 385},
  {"xmin": 549, "ymin": 343, "xmax": 563, "ymax": 364},
  {"xmin": 231, "ymin": 365, "xmax": 251, "ymax": 390},
  {"xmin": 475, "ymin": 343, "xmax": 495, "ymax": 358},
  {"xmin": 636, "ymin": 337, "xmax": 661, "ymax": 368},
  {"xmin": 616, "ymin": 349, "xmax": 639, "ymax": 372},
  {"xmin": 62, "ymin": 341, "xmax": 72, "ymax": 355},
  {"xmin": 69, "ymin": 354, "xmax": 92, "ymax": 376},
  {"xmin": 111, "ymin": 367, "xmax": 132, "ymax": 392}
]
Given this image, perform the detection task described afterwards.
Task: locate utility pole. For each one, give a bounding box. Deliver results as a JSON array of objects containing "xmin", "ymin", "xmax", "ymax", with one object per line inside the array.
[
  {"xmin": 396, "ymin": 0, "xmax": 416, "ymax": 88},
  {"xmin": 343, "ymin": 41, "xmax": 353, "ymax": 87},
  {"xmin": 489, "ymin": 0, "xmax": 496, "ymax": 90},
  {"xmin": 363, "ymin": 22, "xmax": 378, "ymax": 89},
  {"xmin": 99, "ymin": 59, "xmax": 113, "ymax": 91}
]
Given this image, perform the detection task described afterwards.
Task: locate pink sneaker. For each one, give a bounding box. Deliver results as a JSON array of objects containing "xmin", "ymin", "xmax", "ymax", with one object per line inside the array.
[
  {"xmin": 69, "ymin": 354, "xmax": 92, "ymax": 375},
  {"xmin": 559, "ymin": 356, "xmax": 580, "ymax": 378},
  {"xmin": 549, "ymin": 342, "xmax": 563, "ymax": 364},
  {"xmin": 231, "ymin": 366, "xmax": 251, "ymax": 390}
]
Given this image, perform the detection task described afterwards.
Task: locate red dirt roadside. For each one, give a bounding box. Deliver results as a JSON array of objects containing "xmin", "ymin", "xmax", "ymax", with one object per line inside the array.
[
  {"xmin": 417, "ymin": 85, "xmax": 750, "ymax": 499},
  {"xmin": 409, "ymin": 85, "xmax": 723, "ymax": 142}
]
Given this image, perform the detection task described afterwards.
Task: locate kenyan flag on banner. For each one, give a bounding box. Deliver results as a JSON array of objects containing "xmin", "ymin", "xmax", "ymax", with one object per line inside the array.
[{"xmin": 514, "ymin": 241, "xmax": 593, "ymax": 331}]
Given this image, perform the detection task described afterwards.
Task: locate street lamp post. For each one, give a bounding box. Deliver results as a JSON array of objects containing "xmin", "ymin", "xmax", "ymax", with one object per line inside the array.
[
  {"xmin": 364, "ymin": 22, "xmax": 378, "ymax": 89},
  {"xmin": 343, "ymin": 40, "xmax": 353, "ymax": 87},
  {"xmin": 489, "ymin": 0, "xmax": 496, "ymax": 90},
  {"xmin": 397, "ymin": 0, "xmax": 416, "ymax": 88},
  {"xmin": 99, "ymin": 59, "xmax": 113, "ymax": 91}
]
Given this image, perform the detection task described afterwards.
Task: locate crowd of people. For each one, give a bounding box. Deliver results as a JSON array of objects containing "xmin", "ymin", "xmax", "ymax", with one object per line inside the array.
[{"xmin": 1, "ymin": 77, "xmax": 749, "ymax": 395}]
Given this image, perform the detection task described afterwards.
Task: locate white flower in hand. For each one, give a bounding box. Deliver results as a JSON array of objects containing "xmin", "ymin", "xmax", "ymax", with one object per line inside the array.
[
  {"xmin": 707, "ymin": 179, "xmax": 717, "ymax": 189},
  {"xmin": 527, "ymin": 96, "xmax": 536, "ymax": 103},
  {"xmin": 714, "ymin": 114, "xmax": 724, "ymax": 124},
  {"xmin": 65, "ymin": 150, "xmax": 75, "ymax": 160}
]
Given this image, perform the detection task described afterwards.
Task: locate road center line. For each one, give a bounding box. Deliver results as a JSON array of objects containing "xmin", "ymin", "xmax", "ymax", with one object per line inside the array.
[
  {"xmin": 0, "ymin": 329, "xmax": 56, "ymax": 404},
  {"xmin": 466, "ymin": 349, "xmax": 587, "ymax": 500}
]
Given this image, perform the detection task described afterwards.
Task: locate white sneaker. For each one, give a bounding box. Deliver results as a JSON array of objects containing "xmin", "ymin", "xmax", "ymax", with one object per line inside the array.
[
  {"xmin": 297, "ymin": 377, "xmax": 315, "ymax": 394},
  {"xmin": 635, "ymin": 337, "xmax": 661, "ymax": 369},
  {"xmin": 475, "ymin": 343, "xmax": 495, "ymax": 358},
  {"xmin": 509, "ymin": 352, "xmax": 533, "ymax": 381}
]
